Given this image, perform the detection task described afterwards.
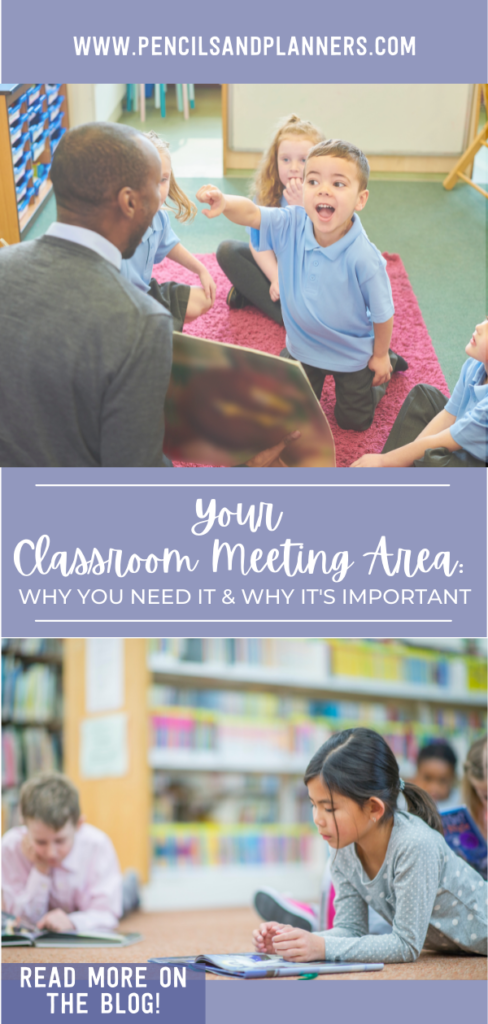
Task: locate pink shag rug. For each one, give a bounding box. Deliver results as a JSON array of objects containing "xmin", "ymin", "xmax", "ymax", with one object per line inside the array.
[{"xmin": 152, "ymin": 252, "xmax": 449, "ymax": 467}]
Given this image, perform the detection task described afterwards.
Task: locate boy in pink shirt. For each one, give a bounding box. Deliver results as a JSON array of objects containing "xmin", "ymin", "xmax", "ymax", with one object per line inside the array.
[{"xmin": 2, "ymin": 773, "xmax": 122, "ymax": 933}]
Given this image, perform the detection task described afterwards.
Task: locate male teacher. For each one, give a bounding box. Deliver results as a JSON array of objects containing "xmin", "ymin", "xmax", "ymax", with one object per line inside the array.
[
  {"xmin": 0, "ymin": 122, "xmax": 295, "ymax": 469},
  {"xmin": 0, "ymin": 122, "xmax": 172, "ymax": 467}
]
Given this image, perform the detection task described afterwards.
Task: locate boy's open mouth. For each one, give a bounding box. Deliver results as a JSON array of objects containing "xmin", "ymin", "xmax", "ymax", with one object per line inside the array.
[{"xmin": 315, "ymin": 202, "xmax": 335, "ymax": 221}]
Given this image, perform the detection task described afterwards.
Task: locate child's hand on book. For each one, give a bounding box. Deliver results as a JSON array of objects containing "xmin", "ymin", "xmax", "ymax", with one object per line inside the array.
[
  {"xmin": 253, "ymin": 921, "xmax": 286, "ymax": 953},
  {"xmin": 196, "ymin": 185, "xmax": 226, "ymax": 218},
  {"xmin": 283, "ymin": 178, "xmax": 304, "ymax": 206},
  {"xmin": 36, "ymin": 909, "xmax": 75, "ymax": 933},
  {"xmin": 271, "ymin": 926, "xmax": 326, "ymax": 962}
]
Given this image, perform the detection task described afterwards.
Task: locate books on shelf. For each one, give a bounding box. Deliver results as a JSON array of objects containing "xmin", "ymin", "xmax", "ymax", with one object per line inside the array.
[
  {"xmin": 150, "ymin": 823, "xmax": 316, "ymax": 868},
  {"xmin": 148, "ymin": 638, "xmax": 487, "ymax": 697},
  {"xmin": 2, "ymin": 727, "xmax": 61, "ymax": 789},
  {"xmin": 2, "ymin": 659, "xmax": 61, "ymax": 723}
]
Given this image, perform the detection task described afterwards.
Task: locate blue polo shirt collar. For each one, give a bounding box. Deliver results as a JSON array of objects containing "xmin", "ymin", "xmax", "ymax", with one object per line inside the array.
[
  {"xmin": 473, "ymin": 361, "xmax": 488, "ymax": 395},
  {"xmin": 303, "ymin": 212, "xmax": 362, "ymax": 260}
]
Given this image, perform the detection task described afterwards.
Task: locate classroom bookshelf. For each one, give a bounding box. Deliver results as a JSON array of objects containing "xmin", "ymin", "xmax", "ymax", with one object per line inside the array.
[
  {"xmin": 1, "ymin": 639, "xmax": 64, "ymax": 833},
  {"xmin": 0, "ymin": 84, "xmax": 69, "ymax": 245},
  {"xmin": 44, "ymin": 639, "xmax": 488, "ymax": 911},
  {"xmin": 143, "ymin": 638, "xmax": 487, "ymax": 909}
]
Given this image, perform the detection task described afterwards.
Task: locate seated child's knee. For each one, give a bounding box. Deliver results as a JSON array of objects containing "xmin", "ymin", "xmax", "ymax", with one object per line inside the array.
[
  {"xmin": 216, "ymin": 240, "xmax": 234, "ymax": 270},
  {"xmin": 335, "ymin": 404, "xmax": 374, "ymax": 432}
]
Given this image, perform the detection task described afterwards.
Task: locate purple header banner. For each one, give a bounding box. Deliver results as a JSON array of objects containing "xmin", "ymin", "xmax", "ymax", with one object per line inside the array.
[
  {"xmin": 2, "ymin": 0, "xmax": 487, "ymax": 83},
  {"xmin": 1, "ymin": 467, "xmax": 486, "ymax": 638}
]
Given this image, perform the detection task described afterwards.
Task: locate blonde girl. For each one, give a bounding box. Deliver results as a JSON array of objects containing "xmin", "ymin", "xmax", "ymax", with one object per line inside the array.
[
  {"xmin": 254, "ymin": 729, "xmax": 487, "ymax": 963},
  {"xmin": 463, "ymin": 737, "xmax": 488, "ymax": 837},
  {"xmin": 217, "ymin": 114, "xmax": 324, "ymax": 324},
  {"xmin": 121, "ymin": 132, "xmax": 216, "ymax": 328}
]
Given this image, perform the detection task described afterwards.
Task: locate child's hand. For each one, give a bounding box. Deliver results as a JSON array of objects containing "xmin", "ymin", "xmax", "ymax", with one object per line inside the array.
[
  {"xmin": 21, "ymin": 832, "xmax": 51, "ymax": 875},
  {"xmin": 283, "ymin": 177, "xmax": 304, "ymax": 206},
  {"xmin": 199, "ymin": 267, "xmax": 217, "ymax": 304},
  {"xmin": 36, "ymin": 909, "xmax": 75, "ymax": 933},
  {"xmin": 196, "ymin": 185, "xmax": 226, "ymax": 219},
  {"xmin": 272, "ymin": 926, "xmax": 326, "ymax": 962},
  {"xmin": 351, "ymin": 453, "xmax": 386, "ymax": 468},
  {"xmin": 253, "ymin": 921, "xmax": 286, "ymax": 953},
  {"xmin": 368, "ymin": 353, "xmax": 392, "ymax": 386},
  {"xmin": 269, "ymin": 278, "xmax": 280, "ymax": 302}
]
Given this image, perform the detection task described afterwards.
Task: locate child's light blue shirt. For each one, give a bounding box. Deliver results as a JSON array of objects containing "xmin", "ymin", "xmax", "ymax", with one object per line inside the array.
[
  {"xmin": 246, "ymin": 192, "xmax": 288, "ymax": 239},
  {"xmin": 445, "ymin": 358, "xmax": 488, "ymax": 463},
  {"xmin": 251, "ymin": 207, "xmax": 394, "ymax": 373},
  {"xmin": 120, "ymin": 209, "xmax": 180, "ymax": 292}
]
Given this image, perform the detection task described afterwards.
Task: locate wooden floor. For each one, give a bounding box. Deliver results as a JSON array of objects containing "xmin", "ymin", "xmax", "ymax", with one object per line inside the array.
[{"xmin": 3, "ymin": 907, "xmax": 487, "ymax": 980}]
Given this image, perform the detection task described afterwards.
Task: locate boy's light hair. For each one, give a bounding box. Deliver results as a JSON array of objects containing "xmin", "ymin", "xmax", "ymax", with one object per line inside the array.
[
  {"xmin": 144, "ymin": 131, "xmax": 196, "ymax": 222},
  {"xmin": 306, "ymin": 139, "xmax": 370, "ymax": 191},
  {"xmin": 252, "ymin": 113, "xmax": 325, "ymax": 208},
  {"xmin": 20, "ymin": 772, "xmax": 81, "ymax": 831}
]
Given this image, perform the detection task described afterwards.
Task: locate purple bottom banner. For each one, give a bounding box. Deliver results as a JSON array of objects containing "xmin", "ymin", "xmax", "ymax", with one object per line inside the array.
[
  {"xmin": 1, "ymin": 969, "xmax": 486, "ymax": 1022},
  {"xmin": 1, "ymin": 467, "xmax": 486, "ymax": 637},
  {"xmin": 207, "ymin": 979, "xmax": 487, "ymax": 1022},
  {"xmin": 2, "ymin": 963, "xmax": 205, "ymax": 1022}
]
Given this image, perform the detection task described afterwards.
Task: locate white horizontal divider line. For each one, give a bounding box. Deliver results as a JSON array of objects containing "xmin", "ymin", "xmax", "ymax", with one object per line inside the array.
[
  {"xmin": 35, "ymin": 483, "xmax": 449, "ymax": 488},
  {"xmin": 35, "ymin": 618, "xmax": 453, "ymax": 623}
]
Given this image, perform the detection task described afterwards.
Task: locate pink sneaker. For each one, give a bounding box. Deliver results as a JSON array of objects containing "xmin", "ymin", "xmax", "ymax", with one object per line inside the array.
[{"xmin": 253, "ymin": 888, "xmax": 318, "ymax": 932}]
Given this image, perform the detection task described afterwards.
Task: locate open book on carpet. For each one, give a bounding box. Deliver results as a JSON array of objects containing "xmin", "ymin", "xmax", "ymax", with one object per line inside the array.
[
  {"xmin": 1, "ymin": 913, "xmax": 142, "ymax": 948},
  {"xmin": 164, "ymin": 332, "xmax": 336, "ymax": 467},
  {"xmin": 148, "ymin": 953, "xmax": 384, "ymax": 978}
]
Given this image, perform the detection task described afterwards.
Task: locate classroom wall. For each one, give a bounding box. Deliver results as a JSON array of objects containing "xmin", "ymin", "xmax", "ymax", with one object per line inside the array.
[
  {"xmin": 228, "ymin": 84, "xmax": 474, "ymax": 155},
  {"xmin": 66, "ymin": 84, "xmax": 126, "ymax": 128}
]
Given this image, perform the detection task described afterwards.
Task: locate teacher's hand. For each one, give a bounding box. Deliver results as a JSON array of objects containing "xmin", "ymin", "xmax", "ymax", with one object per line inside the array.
[{"xmin": 246, "ymin": 431, "xmax": 301, "ymax": 467}]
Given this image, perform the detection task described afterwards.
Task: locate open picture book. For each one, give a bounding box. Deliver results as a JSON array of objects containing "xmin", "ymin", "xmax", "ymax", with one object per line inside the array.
[
  {"xmin": 163, "ymin": 331, "xmax": 336, "ymax": 467},
  {"xmin": 1, "ymin": 912, "xmax": 142, "ymax": 948},
  {"xmin": 148, "ymin": 954, "xmax": 384, "ymax": 979},
  {"xmin": 440, "ymin": 805, "xmax": 487, "ymax": 879}
]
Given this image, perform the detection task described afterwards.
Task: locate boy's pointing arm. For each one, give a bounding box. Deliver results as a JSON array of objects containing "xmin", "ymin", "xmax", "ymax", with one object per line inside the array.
[{"xmin": 196, "ymin": 185, "xmax": 261, "ymax": 229}]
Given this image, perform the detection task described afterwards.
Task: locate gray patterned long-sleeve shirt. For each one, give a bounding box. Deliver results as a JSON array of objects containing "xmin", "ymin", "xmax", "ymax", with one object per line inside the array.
[{"xmin": 318, "ymin": 811, "xmax": 487, "ymax": 963}]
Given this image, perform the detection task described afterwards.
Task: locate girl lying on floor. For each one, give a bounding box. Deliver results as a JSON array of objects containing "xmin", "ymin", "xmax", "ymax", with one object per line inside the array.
[{"xmin": 253, "ymin": 728, "xmax": 487, "ymax": 963}]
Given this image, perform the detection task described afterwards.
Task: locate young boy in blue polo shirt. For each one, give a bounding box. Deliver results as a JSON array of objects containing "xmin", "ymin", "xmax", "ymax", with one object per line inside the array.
[
  {"xmin": 351, "ymin": 316, "xmax": 488, "ymax": 467},
  {"xmin": 197, "ymin": 139, "xmax": 407, "ymax": 432}
]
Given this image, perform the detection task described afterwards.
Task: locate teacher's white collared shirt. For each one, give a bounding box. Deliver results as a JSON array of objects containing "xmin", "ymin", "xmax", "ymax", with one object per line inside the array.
[{"xmin": 45, "ymin": 223, "xmax": 122, "ymax": 271}]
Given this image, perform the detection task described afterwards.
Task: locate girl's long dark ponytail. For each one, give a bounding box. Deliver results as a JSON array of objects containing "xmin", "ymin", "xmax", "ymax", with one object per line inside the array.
[
  {"xmin": 305, "ymin": 728, "xmax": 443, "ymax": 834},
  {"xmin": 402, "ymin": 780, "xmax": 443, "ymax": 834}
]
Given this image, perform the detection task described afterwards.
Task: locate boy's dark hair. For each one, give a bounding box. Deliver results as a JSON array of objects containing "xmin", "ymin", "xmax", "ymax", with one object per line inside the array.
[
  {"xmin": 417, "ymin": 741, "xmax": 457, "ymax": 770},
  {"xmin": 304, "ymin": 728, "xmax": 443, "ymax": 836},
  {"xmin": 306, "ymin": 139, "xmax": 370, "ymax": 191},
  {"xmin": 20, "ymin": 772, "xmax": 81, "ymax": 831},
  {"xmin": 50, "ymin": 122, "xmax": 154, "ymax": 208}
]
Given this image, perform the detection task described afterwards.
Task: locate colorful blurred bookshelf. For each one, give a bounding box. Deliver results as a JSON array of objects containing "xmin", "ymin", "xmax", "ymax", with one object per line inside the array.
[{"xmin": 1, "ymin": 639, "xmax": 64, "ymax": 832}]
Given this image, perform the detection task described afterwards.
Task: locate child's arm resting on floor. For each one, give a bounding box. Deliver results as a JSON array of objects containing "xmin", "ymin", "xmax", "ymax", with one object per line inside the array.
[
  {"xmin": 351, "ymin": 409, "xmax": 459, "ymax": 467},
  {"xmin": 166, "ymin": 243, "xmax": 216, "ymax": 303},
  {"xmin": 369, "ymin": 317, "xmax": 394, "ymax": 386},
  {"xmin": 196, "ymin": 186, "xmax": 261, "ymax": 228}
]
